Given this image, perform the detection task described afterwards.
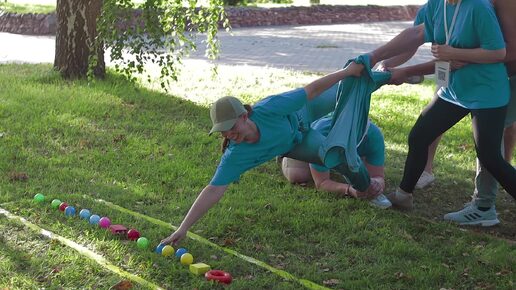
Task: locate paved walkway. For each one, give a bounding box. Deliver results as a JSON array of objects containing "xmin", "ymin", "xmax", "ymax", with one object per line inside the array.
[{"xmin": 0, "ymin": 21, "xmax": 432, "ymax": 73}]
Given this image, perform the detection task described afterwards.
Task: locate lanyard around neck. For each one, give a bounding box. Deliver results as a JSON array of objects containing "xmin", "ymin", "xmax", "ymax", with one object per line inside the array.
[{"xmin": 444, "ymin": 0, "xmax": 462, "ymax": 45}]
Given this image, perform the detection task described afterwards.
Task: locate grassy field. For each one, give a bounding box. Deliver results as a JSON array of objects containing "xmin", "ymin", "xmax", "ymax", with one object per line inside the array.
[
  {"xmin": 0, "ymin": 0, "xmax": 426, "ymax": 14},
  {"xmin": 0, "ymin": 63, "xmax": 514, "ymax": 289},
  {"xmin": 0, "ymin": 2, "xmax": 55, "ymax": 14}
]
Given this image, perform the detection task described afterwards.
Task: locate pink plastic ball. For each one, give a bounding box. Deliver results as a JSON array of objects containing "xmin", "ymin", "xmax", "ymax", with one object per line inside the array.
[{"xmin": 99, "ymin": 217, "xmax": 111, "ymax": 229}]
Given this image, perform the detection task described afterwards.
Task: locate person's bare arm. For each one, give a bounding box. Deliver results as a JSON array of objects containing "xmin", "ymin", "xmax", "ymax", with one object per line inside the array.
[
  {"xmin": 310, "ymin": 168, "xmax": 353, "ymax": 197},
  {"xmin": 377, "ymin": 47, "xmax": 419, "ymax": 70},
  {"xmin": 388, "ymin": 60, "xmax": 436, "ymax": 85},
  {"xmin": 495, "ymin": 0, "xmax": 516, "ymax": 63},
  {"xmin": 369, "ymin": 24, "xmax": 425, "ymax": 67},
  {"xmin": 431, "ymin": 45, "xmax": 506, "ymax": 63},
  {"xmin": 304, "ymin": 62, "xmax": 364, "ymax": 100},
  {"xmin": 310, "ymin": 167, "xmax": 375, "ymax": 199},
  {"xmin": 364, "ymin": 163, "xmax": 385, "ymax": 197},
  {"xmin": 161, "ymin": 184, "xmax": 227, "ymax": 246}
]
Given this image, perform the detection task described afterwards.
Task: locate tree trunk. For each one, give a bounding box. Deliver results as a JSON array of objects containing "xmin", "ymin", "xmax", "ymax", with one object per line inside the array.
[{"xmin": 54, "ymin": 0, "xmax": 105, "ymax": 79}]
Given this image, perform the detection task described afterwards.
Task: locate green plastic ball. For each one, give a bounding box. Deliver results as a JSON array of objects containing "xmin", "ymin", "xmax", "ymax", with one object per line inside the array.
[
  {"xmin": 33, "ymin": 193, "xmax": 45, "ymax": 203},
  {"xmin": 51, "ymin": 199, "xmax": 62, "ymax": 209},
  {"xmin": 137, "ymin": 237, "xmax": 149, "ymax": 249}
]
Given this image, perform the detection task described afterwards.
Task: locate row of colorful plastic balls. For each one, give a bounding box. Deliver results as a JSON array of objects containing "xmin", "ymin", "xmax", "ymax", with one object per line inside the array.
[{"xmin": 33, "ymin": 193, "xmax": 195, "ymax": 264}]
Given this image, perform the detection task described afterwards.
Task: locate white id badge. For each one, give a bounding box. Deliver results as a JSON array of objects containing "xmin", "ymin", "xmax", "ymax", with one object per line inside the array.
[{"xmin": 435, "ymin": 61, "xmax": 450, "ymax": 88}]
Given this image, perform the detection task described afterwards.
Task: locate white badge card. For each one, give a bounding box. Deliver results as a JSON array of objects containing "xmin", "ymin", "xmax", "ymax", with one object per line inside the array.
[{"xmin": 435, "ymin": 61, "xmax": 450, "ymax": 88}]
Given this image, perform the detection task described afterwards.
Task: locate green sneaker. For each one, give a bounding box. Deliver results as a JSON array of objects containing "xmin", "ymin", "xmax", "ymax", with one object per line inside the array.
[{"xmin": 443, "ymin": 204, "xmax": 500, "ymax": 227}]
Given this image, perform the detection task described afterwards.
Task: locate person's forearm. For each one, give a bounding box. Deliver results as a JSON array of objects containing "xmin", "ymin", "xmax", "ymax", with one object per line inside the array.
[
  {"xmin": 369, "ymin": 25, "xmax": 425, "ymax": 67},
  {"xmin": 316, "ymin": 179, "xmax": 351, "ymax": 196},
  {"xmin": 495, "ymin": 0, "xmax": 516, "ymax": 63},
  {"xmin": 449, "ymin": 48, "xmax": 506, "ymax": 63},
  {"xmin": 402, "ymin": 60, "xmax": 436, "ymax": 77},
  {"xmin": 305, "ymin": 62, "xmax": 361, "ymax": 100},
  {"xmin": 381, "ymin": 48, "xmax": 419, "ymax": 69},
  {"xmin": 506, "ymin": 49, "xmax": 516, "ymax": 63},
  {"xmin": 177, "ymin": 185, "xmax": 226, "ymax": 232}
]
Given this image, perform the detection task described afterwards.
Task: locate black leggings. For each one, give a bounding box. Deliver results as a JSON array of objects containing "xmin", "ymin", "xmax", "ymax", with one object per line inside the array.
[{"xmin": 399, "ymin": 97, "xmax": 516, "ymax": 199}]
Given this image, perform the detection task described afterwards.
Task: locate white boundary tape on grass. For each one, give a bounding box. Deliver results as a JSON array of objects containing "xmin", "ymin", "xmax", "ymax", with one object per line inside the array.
[
  {"xmin": 0, "ymin": 207, "xmax": 164, "ymax": 290},
  {"xmin": 88, "ymin": 196, "xmax": 330, "ymax": 290}
]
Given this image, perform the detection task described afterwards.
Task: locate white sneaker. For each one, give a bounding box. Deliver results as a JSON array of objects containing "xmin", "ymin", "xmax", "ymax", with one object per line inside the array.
[
  {"xmin": 443, "ymin": 204, "xmax": 500, "ymax": 227},
  {"xmin": 369, "ymin": 194, "xmax": 392, "ymax": 209},
  {"xmin": 415, "ymin": 171, "xmax": 435, "ymax": 189}
]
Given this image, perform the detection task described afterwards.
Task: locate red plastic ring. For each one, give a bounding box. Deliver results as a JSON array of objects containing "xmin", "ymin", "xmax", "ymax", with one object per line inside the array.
[{"xmin": 205, "ymin": 270, "xmax": 232, "ymax": 284}]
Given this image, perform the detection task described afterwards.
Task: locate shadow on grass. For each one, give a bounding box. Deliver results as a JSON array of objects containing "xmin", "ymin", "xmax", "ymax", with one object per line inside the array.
[
  {"xmin": 1, "ymin": 64, "xmax": 515, "ymax": 289},
  {"xmin": 24, "ymin": 64, "xmax": 516, "ymax": 241},
  {"xmin": 0, "ymin": 66, "xmax": 516, "ymax": 239}
]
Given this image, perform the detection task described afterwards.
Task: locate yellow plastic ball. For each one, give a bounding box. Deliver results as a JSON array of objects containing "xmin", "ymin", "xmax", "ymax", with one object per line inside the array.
[
  {"xmin": 161, "ymin": 245, "xmax": 174, "ymax": 257},
  {"xmin": 180, "ymin": 253, "xmax": 194, "ymax": 265}
]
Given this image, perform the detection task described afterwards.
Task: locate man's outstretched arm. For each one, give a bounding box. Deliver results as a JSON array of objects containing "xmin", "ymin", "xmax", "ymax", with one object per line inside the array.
[{"xmin": 369, "ymin": 24, "xmax": 425, "ymax": 67}]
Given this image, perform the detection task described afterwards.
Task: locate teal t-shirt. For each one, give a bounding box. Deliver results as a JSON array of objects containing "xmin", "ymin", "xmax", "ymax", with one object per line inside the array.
[
  {"xmin": 210, "ymin": 88, "xmax": 307, "ymax": 186},
  {"xmin": 310, "ymin": 117, "xmax": 385, "ymax": 173},
  {"xmin": 413, "ymin": 4, "xmax": 426, "ymax": 26},
  {"xmin": 423, "ymin": 0, "xmax": 509, "ymax": 109}
]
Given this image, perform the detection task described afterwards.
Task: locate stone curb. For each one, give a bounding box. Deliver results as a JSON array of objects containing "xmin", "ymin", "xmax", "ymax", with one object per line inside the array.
[{"xmin": 0, "ymin": 5, "xmax": 420, "ymax": 36}]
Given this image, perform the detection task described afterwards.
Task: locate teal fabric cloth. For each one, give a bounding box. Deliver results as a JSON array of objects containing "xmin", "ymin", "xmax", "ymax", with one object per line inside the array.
[
  {"xmin": 210, "ymin": 55, "xmax": 391, "ymax": 190},
  {"xmin": 210, "ymin": 88, "xmax": 308, "ymax": 186},
  {"xmin": 287, "ymin": 54, "xmax": 390, "ymax": 191},
  {"xmin": 318, "ymin": 54, "xmax": 390, "ymax": 171},
  {"xmin": 424, "ymin": 0, "xmax": 509, "ymax": 109},
  {"xmin": 310, "ymin": 120, "xmax": 385, "ymax": 172},
  {"xmin": 283, "ymin": 84, "xmax": 339, "ymax": 164}
]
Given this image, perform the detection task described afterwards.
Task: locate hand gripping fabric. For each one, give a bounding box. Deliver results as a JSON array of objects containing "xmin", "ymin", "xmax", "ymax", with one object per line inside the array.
[
  {"xmin": 319, "ymin": 55, "xmax": 390, "ymax": 191},
  {"xmin": 285, "ymin": 55, "xmax": 390, "ymax": 191}
]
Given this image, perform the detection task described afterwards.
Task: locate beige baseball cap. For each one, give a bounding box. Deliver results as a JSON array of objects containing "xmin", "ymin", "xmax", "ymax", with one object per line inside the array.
[{"xmin": 209, "ymin": 96, "xmax": 247, "ymax": 135}]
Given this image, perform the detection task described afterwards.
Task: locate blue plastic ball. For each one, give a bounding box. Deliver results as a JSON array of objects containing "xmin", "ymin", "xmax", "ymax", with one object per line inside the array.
[
  {"xmin": 79, "ymin": 209, "xmax": 91, "ymax": 220},
  {"xmin": 89, "ymin": 214, "xmax": 100, "ymax": 225},
  {"xmin": 64, "ymin": 206, "xmax": 76, "ymax": 217},
  {"xmin": 155, "ymin": 243, "xmax": 165, "ymax": 254},
  {"xmin": 175, "ymin": 248, "xmax": 188, "ymax": 258}
]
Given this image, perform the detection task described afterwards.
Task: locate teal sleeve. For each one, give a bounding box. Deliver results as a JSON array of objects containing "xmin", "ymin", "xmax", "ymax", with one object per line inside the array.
[
  {"xmin": 255, "ymin": 88, "xmax": 307, "ymax": 116},
  {"xmin": 357, "ymin": 123, "xmax": 385, "ymax": 167},
  {"xmin": 306, "ymin": 116, "xmax": 332, "ymax": 172},
  {"xmin": 210, "ymin": 149, "xmax": 243, "ymax": 186},
  {"xmin": 423, "ymin": 0, "xmax": 437, "ymax": 43},
  {"xmin": 413, "ymin": 4, "xmax": 426, "ymax": 26}
]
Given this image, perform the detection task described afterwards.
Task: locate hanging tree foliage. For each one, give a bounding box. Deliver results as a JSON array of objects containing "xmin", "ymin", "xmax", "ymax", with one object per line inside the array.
[{"xmin": 55, "ymin": 0, "xmax": 228, "ymax": 90}]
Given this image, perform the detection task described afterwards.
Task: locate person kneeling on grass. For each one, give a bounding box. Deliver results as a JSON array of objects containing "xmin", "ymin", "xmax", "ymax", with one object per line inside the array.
[
  {"xmin": 160, "ymin": 61, "xmax": 372, "ymax": 246},
  {"xmin": 281, "ymin": 116, "xmax": 391, "ymax": 209}
]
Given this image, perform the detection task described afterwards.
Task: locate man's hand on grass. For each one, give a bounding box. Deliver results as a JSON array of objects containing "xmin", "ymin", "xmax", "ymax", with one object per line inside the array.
[{"xmin": 161, "ymin": 228, "xmax": 187, "ymax": 246}]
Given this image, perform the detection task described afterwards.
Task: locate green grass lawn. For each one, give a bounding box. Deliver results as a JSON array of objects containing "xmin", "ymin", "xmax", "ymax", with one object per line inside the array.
[
  {"xmin": 0, "ymin": 63, "xmax": 514, "ymax": 289},
  {"xmin": 0, "ymin": 1, "xmax": 146, "ymax": 14},
  {"xmin": 0, "ymin": 2, "xmax": 55, "ymax": 14}
]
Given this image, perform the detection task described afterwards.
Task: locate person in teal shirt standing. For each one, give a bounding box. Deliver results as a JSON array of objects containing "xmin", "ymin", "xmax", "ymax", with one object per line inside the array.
[
  {"xmin": 160, "ymin": 61, "xmax": 367, "ymax": 246},
  {"xmin": 377, "ymin": 0, "xmax": 516, "ymax": 209}
]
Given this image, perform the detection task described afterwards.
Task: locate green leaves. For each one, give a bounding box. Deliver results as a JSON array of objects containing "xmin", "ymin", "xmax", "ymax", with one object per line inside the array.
[{"xmin": 95, "ymin": 0, "xmax": 228, "ymax": 91}]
